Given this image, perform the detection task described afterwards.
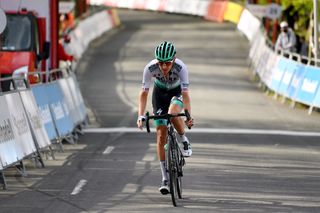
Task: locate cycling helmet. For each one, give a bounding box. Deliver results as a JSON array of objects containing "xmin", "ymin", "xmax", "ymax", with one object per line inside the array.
[{"xmin": 155, "ymin": 41, "xmax": 176, "ymax": 62}]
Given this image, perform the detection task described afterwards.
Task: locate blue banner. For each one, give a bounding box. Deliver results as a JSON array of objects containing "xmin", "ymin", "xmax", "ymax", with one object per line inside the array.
[
  {"xmin": 278, "ymin": 61, "xmax": 303, "ymax": 97},
  {"xmin": 31, "ymin": 85, "xmax": 57, "ymax": 141},
  {"xmin": 296, "ymin": 66, "xmax": 320, "ymax": 105},
  {"xmin": 46, "ymin": 82, "xmax": 74, "ymax": 137},
  {"xmin": 270, "ymin": 57, "xmax": 288, "ymax": 92},
  {"xmin": 286, "ymin": 63, "xmax": 306, "ymax": 100}
]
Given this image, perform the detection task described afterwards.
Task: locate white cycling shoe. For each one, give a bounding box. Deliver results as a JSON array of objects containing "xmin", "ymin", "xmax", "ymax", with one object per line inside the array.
[
  {"xmin": 159, "ymin": 180, "xmax": 170, "ymax": 195},
  {"xmin": 181, "ymin": 141, "xmax": 192, "ymax": 157}
]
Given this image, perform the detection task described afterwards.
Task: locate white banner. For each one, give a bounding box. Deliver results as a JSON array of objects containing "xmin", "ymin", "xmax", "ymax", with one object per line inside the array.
[
  {"xmin": 118, "ymin": 0, "xmax": 134, "ymax": 9},
  {"xmin": 145, "ymin": 0, "xmax": 161, "ymax": 11},
  {"xmin": 0, "ymin": 96, "xmax": 21, "ymax": 167},
  {"xmin": 20, "ymin": 90, "xmax": 51, "ymax": 149},
  {"xmin": 262, "ymin": 49, "xmax": 278, "ymax": 87},
  {"xmin": 237, "ymin": 9, "xmax": 261, "ymax": 42},
  {"xmin": 69, "ymin": 10, "xmax": 113, "ymax": 59},
  {"xmin": 5, "ymin": 93, "xmax": 36, "ymax": 157}
]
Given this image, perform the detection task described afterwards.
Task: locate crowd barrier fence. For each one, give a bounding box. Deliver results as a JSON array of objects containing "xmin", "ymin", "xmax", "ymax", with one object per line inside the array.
[{"xmin": 0, "ymin": 8, "xmax": 120, "ymax": 190}]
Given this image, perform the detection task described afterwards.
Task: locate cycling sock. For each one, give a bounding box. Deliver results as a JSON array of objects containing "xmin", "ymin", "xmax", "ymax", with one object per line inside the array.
[{"xmin": 160, "ymin": 161, "xmax": 168, "ymax": 181}]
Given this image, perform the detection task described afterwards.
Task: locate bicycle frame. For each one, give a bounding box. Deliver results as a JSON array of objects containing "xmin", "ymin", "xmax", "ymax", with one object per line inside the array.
[{"xmin": 144, "ymin": 110, "xmax": 190, "ymax": 207}]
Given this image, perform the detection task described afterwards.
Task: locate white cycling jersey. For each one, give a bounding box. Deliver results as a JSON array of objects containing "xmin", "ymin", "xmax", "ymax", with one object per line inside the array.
[{"xmin": 142, "ymin": 58, "xmax": 189, "ymax": 91}]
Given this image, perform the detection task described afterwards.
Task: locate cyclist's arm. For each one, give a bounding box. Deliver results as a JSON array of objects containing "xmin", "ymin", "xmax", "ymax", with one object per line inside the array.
[
  {"xmin": 138, "ymin": 89, "xmax": 149, "ymax": 116},
  {"xmin": 177, "ymin": 59, "xmax": 191, "ymax": 114},
  {"xmin": 182, "ymin": 90, "xmax": 191, "ymax": 115},
  {"xmin": 137, "ymin": 89, "xmax": 148, "ymax": 129}
]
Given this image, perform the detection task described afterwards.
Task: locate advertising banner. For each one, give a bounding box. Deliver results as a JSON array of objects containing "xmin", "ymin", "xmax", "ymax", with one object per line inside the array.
[
  {"xmin": 255, "ymin": 44, "xmax": 269, "ymax": 77},
  {"xmin": 251, "ymin": 36, "xmax": 266, "ymax": 72},
  {"xmin": 70, "ymin": 73, "xmax": 87, "ymax": 121},
  {"xmin": 295, "ymin": 66, "xmax": 320, "ymax": 105},
  {"xmin": 262, "ymin": 49, "xmax": 278, "ymax": 87},
  {"xmin": 20, "ymin": 90, "xmax": 51, "ymax": 149},
  {"xmin": 269, "ymin": 56, "xmax": 289, "ymax": 93},
  {"xmin": 311, "ymin": 79, "xmax": 320, "ymax": 108},
  {"xmin": 46, "ymin": 82, "xmax": 74, "ymax": 137},
  {"xmin": 4, "ymin": 93, "xmax": 36, "ymax": 157},
  {"xmin": 145, "ymin": 0, "xmax": 161, "ymax": 11},
  {"xmin": 237, "ymin": 9, "xmax": 261, "ymax": 42},
  {"xmin": 31, "ymin": 85, "xmax": 57, "ymax": 141},
  {"xmin": 224, "ymin": 2, "xmax": 243, "ymax": 24},
  {"xmin": 285, "ymin": 62, "xmax": 306, "ymax": 100},
  {"xmin": 0, "ymin": 96, "xmax": 21, "ymax": 167},
  {"xmin": 57, "ymin": 78, "xmax": 80, "ymax": 125}
]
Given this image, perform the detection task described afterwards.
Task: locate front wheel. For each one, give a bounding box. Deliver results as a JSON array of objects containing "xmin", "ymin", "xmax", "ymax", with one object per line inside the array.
[{"xmin": 167, "ymin": 136, "xmax": 178, "ymax": 207}]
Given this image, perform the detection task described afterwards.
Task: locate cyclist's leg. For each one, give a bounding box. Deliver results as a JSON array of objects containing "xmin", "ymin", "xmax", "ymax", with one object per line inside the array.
[
  {"xmin": 156, "ymin": 124, "xmax": 169, "ymax": 194},
  {"xmin": 156, "ymin": 125, "xmax": 167, "ymax": 162},
  {"xmin": 152, "ymin": 86, "xmax": 170, "ymax": 163},
  {"xmin": 152, "ymin": 86, "xmax": 170, "ymax": 194},
  {"xmin": 169, "ymin": 95, "xmax": 192, "ymax": 157},
  {"xmin": 168, "ymin": 95, "xmax": 185, "ymax": 135}
]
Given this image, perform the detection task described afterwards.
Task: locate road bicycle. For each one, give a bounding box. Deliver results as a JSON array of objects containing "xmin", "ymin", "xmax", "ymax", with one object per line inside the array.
[{"xmin": 144, "ymin": 110, "xmax": 191, "ymax": 207}]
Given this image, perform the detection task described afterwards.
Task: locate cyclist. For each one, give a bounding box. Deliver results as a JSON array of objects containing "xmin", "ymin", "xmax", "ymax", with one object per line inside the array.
[{"xmin": 137, "ymin": 41, "xmax": 194, "ymax": 195}]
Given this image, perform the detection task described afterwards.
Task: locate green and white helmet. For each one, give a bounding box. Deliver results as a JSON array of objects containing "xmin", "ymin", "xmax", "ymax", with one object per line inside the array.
[{"xmin": 154, "ymin": 41, "xmax": 176, "ymax": 62}]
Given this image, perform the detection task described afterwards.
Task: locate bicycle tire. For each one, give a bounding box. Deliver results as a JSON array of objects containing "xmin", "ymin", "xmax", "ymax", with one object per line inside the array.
[
  {"xmin": 167, "ymin": 135, "xmax": 178, "ymax": 207},
  {"xmin": 176, "ymin": 147, "xmax": 183, "ymax": 199}
]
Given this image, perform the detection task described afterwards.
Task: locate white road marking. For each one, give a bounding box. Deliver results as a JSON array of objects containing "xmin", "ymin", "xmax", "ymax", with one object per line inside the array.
[
  {"xmin": 71, "ymin": 179, "xmax": 87, "ymax": 195},
  {"xmin": 103, "ymin": 146, "xmax": 115, "ymax": 155},
  {"xmin": 83, "ymin": 127, "xmax": 320, "ymax": 137}
]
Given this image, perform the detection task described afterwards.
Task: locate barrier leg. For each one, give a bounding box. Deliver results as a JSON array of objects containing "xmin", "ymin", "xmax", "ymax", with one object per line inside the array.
[
  {"xmin": 33, "ymin": 150, "xmax": 45, "ymax": 168},
  {"xmin": 15, "ymin": 161, "xmax": 27, "ymax": 177},
  {"xmin": 72, "ymin": 131, "xmax": 79, "ymax": 141},
  {"xmin": 64, "ymin": 134, "xmax": 76, "ymax": 144},
  {"xmin": 308, "ymin": 105, "xmax": 314, "ymax": 115},
  {"xmin": 0, "ymin": 171, "xmax": 7, "ymax": 190},
  {"xmin": 48, "ymin": 146, "xmax": 56, "ymax": 160},
  {"xmin": 75, "ymin": 125, "xmax": 84, "ymax": 135}
]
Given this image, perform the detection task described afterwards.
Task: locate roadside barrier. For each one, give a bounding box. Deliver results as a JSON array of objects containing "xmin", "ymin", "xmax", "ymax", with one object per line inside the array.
[
  {"xmin": 68, "ymin": 9, "xmax": 120, "ymax": 62},
  {"xmin": 0, "ymin": 68, "xmax": 87, "ymax": 189},
  {"xmin": 0, "ymin": 77, "xmax": 46, "ymax": 189},
  {"xmin": 0, "ymin": 8, "xmax": 119, "ymax": 189},
  {"xmin": 205, "ymin": 0, "xmax": 228, "ymax": 23},
  {"xmin": 90, "ymin": 0, "xmax": 320, "ymax": 113}
]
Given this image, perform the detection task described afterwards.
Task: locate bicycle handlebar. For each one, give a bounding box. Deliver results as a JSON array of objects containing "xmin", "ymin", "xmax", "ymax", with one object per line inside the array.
[{"xmin": 144, "ymin": 110, "xmax": 191, "ymax": 133}]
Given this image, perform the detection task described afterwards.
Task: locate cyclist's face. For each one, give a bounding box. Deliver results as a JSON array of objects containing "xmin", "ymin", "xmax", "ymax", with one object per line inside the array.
[{"xmin": 158, "ymin": 58, "xmax": 175, "ymax": 75}]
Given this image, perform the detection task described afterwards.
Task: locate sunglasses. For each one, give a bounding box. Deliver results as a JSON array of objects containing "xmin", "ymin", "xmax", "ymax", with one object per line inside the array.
[{"xmin": 158, "ymin": 60, "xmax": 174, "ymax": 66}]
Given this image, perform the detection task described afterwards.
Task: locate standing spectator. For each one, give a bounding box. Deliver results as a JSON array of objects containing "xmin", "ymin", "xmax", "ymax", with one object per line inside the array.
[{"xmin": 275, "ymin": 21, "xmax": 297, "ymax": 52}]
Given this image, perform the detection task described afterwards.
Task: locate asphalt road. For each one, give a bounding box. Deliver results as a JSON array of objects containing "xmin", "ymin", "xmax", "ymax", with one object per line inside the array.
[{"xmin": 0, "ymin": 9, "xmax": 320, "ymax": 213}]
